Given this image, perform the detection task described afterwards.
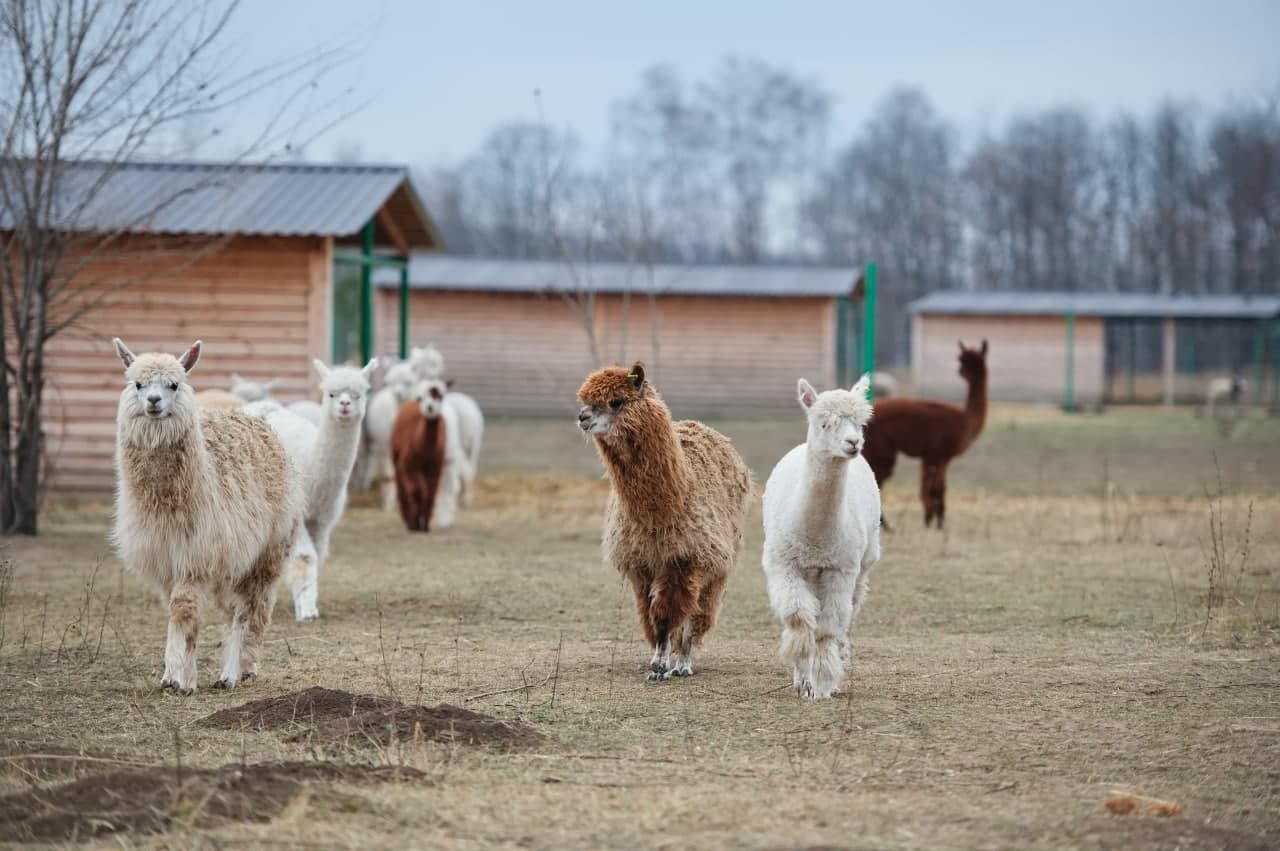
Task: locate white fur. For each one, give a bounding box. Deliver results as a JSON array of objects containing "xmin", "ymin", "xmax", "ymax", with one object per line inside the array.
[
  {"xmin": 442, "ymin": 391, "xmax": 484, "ymax": 508},
  {"xmin": 229, "ymin": 373, "xmax": 280, "ymax": 403},
  {"xmin": 110, "ymin": 339, "xmax": 303, "ymax": 694},
  {"xmin": 248, "ymin": 358, "xmax": 376, "ymax": 621},
  {"xmin": 288, "ymin": 399, "xmax": 323, "ymax": 425},
  {"xmin": 409, "ymin": 344, "xmax": 446, "ymax": 380},
  {"xmin": 870, "ymin": 370, "xmax": 896, "ymax": 398},
  {"xmin": 1206, "ymin": 375, "xmax": 1248, "ymax": 418},
  {"xmin": 411, "ymin": 378, "xmax": 468, "ymax": 529},
  {"xmin": 363, "ymin": 361, "xmax": 418, "ymax": 509},
  {"xmin": 762, "ymin": 374, "xmax": 881, "ymax": 700}
]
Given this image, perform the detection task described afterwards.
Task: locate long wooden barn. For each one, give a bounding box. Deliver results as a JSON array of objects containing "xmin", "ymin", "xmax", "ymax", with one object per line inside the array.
[
  {"xmin": 373, "ymin": 255, "xmax": 865, "ymax": 417},
  {"xmin": 24, "ymin": 160, "xmax": 441, "ymax": 495}
]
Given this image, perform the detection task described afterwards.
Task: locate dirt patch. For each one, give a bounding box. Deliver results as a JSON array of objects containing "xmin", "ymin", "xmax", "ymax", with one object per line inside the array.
[
  {"xmin": 0, "ymin": 744, "xmax": 145, "ymax": 783},
  {"xmin": 200, "ymin": 687, "xmax": 546, "ymax": 749},
  {"xmin": 0, "ymin": 760, "xmax": 422, "ymax": 842},
  {"xmin": 1071, "ymin": 815, "xmax": 1275, "ymax": 851}
]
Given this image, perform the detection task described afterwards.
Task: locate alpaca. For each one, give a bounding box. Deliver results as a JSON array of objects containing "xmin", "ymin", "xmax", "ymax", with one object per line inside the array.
[
  {"xmin": 247, "ymin": 359, "xmax": 377, "ymax": 621},
  {"xmin": 762, "ymin": 375, "xmax": 881, "ymax": 700},
  {"xmin": 363, "ymin": 361, "xmax": 418, "ymax": 508},
  {"xmin": 409, "ymin": 344, "xmax": 445, "ymax": 379},
  {"xmin": 577, "ymin": 361, "xmax": 752, "ymax": 681},
  {"xmin": 870, "ymin": 371, "xmax": 897, "ymax": 399},
  {"xmin": 405, "ymin": 343, "xmax": 482, "ymax": 504},
  {"xmin": 287, "ymin": 399, "xmax": 323, "ymax": 425},
  {"xmin": 390, "ymin": 378, "xmax": 455, "ymax": 532},
  {"xmin": 229, "ymin": 373, "xmax": 279, "ymax": 403},
  {"xmin": 1205, "ymin": 375, "xmax": 1248, "ymax": 419},
  {"xmin": 861, "ymin": 340, "xmax": 988, "ymax": 530},
  {"xmin": 110, "ymin": 338, "xmax": 302, "ymax": 694},
  {"xmin": 193, "ymin": 388, "xmax": 244, "ymax": 410}
]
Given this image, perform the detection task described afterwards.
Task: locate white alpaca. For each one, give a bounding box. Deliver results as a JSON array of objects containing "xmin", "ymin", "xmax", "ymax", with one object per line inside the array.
[
  {"xmin": 1206, "ymin": 375, "xmax": 1248, "ymax": 418},
  {"xmin": 409, "ymin": 344, "xmax": 445, "ymax": 379},
  {"xmin": 364, "ymin": 360, "xmax": 418, "ymax": 509},
  {"xmin": 247, "ymin": 359, "xmax": 376, "ymax": 621},
  {"xmin": 870, "ymin": 370, "xmax": 897, "ymax": 398},
  {"xmin": 110, "ymin": 339, "xmax": 303, "ymax": 694},
  {"xmin": 407, "ymin": 344, "xmax": 483, "ymax": 507},
  {"xmin": 229, "ymin": 373, "xmax": 280, "ymax": 403},
  {"xmin": 762, "ymin": 374, "xmax": 881, "ymax": 700},
  {"xmin": 411, "ymin": 377, "xmax": 467, "ymax": 529},
  {"xmin": 287, "ymin": 399, "xmax": 323, "ymax": 425}
]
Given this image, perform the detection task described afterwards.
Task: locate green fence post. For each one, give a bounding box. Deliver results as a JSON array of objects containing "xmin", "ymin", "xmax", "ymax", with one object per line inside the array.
[
  {"xmin": 360, "ymin": 219, "xmax": 375, "ymax": 365},
  {"xmin": 1064, "ymin": 312, "xmax": 1076, "ymax": 412},
  {"xmin": 1254, "ymin": 320, "xmax": 1266, "ymax": 407},
  {"xmin": 399, "ymin": 262, "xmax": 410, "ymax": 360},
  {"xmin": 862, "ymin": 263, "xmax": 877, "ymax": 398}
]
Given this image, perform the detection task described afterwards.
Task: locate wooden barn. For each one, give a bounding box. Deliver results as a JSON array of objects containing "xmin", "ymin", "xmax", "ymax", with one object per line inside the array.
[
  {"xmin": 909, "ymin": 291, "xmax": 1280, "ymax": 408},
  {"xmin": 32, "ymin": 160, "xmax": 440, "ymax": 495},
  {"xmin": 372, "ymin": 256, "xmax": 865, "ymax": 416}
]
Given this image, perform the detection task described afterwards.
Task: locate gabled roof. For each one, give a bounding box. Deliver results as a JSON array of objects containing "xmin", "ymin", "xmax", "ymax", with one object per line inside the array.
[
  {"xmin": 0, "ymin": 159, "xmax": 442, "ymax": 249},
  {"xmin": 373, "ymin": 254, "xmax": 861, "ymax": 298},
  {"xmin": 909, "ymin": 290, "xmax": 1280, "ymax": 319}
]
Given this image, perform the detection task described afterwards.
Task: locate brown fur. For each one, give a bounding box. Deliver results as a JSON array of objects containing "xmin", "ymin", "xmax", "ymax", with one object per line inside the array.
[
  {"xmin": 193, "ymin": 388, "xmax": 244, "ymax": 410},
  {"xmin": 862, "ymin": 340, "xmax": 988, "ymax": 529},
  {"xmin": 578, "ymin": 363, "xmax": 752, "ymax": 676},
  {"xmin": 389, "ymin": 400, "xmax": 447, "ymax": 532}
]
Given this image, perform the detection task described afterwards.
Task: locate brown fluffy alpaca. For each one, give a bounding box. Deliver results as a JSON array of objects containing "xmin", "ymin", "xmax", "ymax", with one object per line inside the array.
[
  {"xmin": 861, "ymin": 340, "xmax": 988, "ymax": 530},
  {"xmin": 577, "ymin": 361, "xmax": 752, "ymax": 681},
  {"xmin": 389, "ymin": 395, "xmax": 447, "ymax": 532}
]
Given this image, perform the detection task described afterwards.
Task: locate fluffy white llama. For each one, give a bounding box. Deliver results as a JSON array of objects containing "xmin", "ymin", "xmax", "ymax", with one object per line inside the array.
[
  {"xmin": 406, "ymin": 343, "xmax": 483, "ymax": 506},
  {"xmin": 1206, "ymin": 375, "xmax": 1248, "ymax": 418},
  {"xmin": 762, "ymin": 374, "xmax": 881, "ymax": 700},
  {"xmin": 409, "ymin": 344, "xmax": 445, "ymax": 379},
  {"xmin": 287, "ymin": 399, "xmax": 323, "ymax": 425},
  {"xmin": 248, "ymin": 358, "xmax": 376, "ymax": 621},
  {"xmin": 410, "ymin": 377, "xmax": 467, "ymax": 529},
  {"xmin": 110, "ymin": 338, "xmax": 303, "ymax": 694},
  {"xmin": 229, "ymin": 373, "xmax": 279, "ymax": 403},
  {"xmin": 364, "ymin": 360, "xmax": 418, "ymax": 508},
  {"xmin": 870, "ymin": 370, "xmax": 897, "ymax": 398}
]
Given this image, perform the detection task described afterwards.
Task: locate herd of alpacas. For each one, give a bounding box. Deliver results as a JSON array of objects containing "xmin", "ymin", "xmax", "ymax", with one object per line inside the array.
[{"xmin": 111, "ymin": 335, "xmax": 990, "ymax": 700}]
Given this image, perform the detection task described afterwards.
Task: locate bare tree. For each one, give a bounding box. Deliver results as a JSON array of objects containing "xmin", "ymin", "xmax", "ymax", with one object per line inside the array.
[{"xmin": 0, "ymin": 0, "xmax": 352, "ymax": 534}]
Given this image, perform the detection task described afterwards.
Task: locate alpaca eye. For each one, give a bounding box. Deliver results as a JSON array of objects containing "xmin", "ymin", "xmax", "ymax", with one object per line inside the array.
[
  {"xmin": 609, "ymin": 398, "xmax": 623, "ymax": 411},
  {"xmin": 169, "ymin": 383, "xmax": 179, "ymax": 391},
  {"xmin": 135, "ymin": 381, "xmax": 143, "ymax": 390}
]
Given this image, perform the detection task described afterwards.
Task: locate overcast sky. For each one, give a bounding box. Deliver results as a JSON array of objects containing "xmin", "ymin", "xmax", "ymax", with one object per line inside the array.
[{"xmin": 221, "ymin": 0, "xmax": 1280, "ymax": 166}]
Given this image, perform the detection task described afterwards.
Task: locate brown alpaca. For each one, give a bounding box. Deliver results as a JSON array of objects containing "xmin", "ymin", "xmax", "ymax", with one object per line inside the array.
[
  {"xmin": 861, "ymin": 340, "xmax": 988, "ymax": 530},
  {"xmin": 577, "ymin": 361, "xmax": 752, "ymax": 681},
  {"xmin": 389, "ymin": 385, "xmax": 448, "ymax": 533}
]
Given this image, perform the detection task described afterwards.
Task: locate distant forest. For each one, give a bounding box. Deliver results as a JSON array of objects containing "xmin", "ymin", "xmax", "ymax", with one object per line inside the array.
[{"xmin": 413, "ymin": 58, "xmax": 1280, "ymax": 364}]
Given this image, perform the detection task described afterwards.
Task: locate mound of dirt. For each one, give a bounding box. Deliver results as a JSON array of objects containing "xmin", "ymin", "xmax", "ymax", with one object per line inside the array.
[
  {"xmin": 0, "ymin": 760, "xmax": 422, "ymax": 842},
  {"xmin": 199, "ymin": 688, "xmax": 545, "ymax": 750},
  {"xmin": 198, "ymin": 686, "xmax": 399, "ymax": 732},
  {"xmin": 0, "ymin": 744, "xmax": 143, "ymax": 782}
]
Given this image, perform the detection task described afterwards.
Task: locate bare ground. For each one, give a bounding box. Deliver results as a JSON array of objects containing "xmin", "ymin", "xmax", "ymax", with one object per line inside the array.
[{"xmin": 1, "ymin": 405, "xmax": 1277, "ymax": 849}]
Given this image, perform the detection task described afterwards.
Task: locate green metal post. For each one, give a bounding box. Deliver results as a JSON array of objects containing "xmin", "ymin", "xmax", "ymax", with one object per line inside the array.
[
  {"xmin": 1064, "ymin": 312, "xmax": 1076, "ymax": 412},
  {"xmin": 862, "ymin": 263, "xmax": 877, "ymax": 398},
  {"xmin": 1254, "ymin": 320, "xmax": 1265, "ymax": 407},
  {"xmin": 1271, "ymin": 320, "xmax": 1279, "ymax": 414},
  {"xmin": 360, "ymin": 220, "xmax": 374, "ymax": 365},
  {"xmin": 398, "ymin": 262, "xmax": 410, "ymax": 360},
  {"xmin": 1128, "ymin": 319, "xmax": 1137, "ymax": 402}
]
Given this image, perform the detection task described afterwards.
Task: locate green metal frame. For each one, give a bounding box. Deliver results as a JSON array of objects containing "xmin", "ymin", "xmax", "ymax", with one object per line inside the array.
[
  {"xmin": 1254, "ymin": 320, "xmax": 1266, "ymax": 407},
  {"xmin": 862, "ymin": 263, "xmax": 877, "ymax": 399},
  {"xmin": 834, "ymin": 262, "xmax": 878, "ymax": 396},
  {"xmin": 330, "ymin": 219, "xmax": 412, "ymax": 363},
  {"xmin": 1064, "ymin": 312, "xmax": 1076, "ymax": 412}
]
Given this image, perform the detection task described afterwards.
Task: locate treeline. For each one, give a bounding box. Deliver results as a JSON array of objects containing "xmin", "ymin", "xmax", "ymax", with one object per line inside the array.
[{"xmin": 415, "ymin": 58, "xmax": 1280, "ymax": 363}]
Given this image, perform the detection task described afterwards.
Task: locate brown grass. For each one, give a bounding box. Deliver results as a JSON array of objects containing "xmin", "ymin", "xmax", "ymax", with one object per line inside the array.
[{"xmin": 1, "ymin": 405, "xmax": 1278, "ymax": 849}]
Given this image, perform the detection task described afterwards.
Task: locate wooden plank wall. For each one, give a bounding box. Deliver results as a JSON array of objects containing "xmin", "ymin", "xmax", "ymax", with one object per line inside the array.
[
  {"xmin": 912, "ymin": 314, "xmax": 1105, "ymax": 405},
  {"xmin": 374, "ymin": 290, "xmax": 837, "ymax": 417},
  {"xmin": 42, "ymin": 235, "xmax": 331, "ymax": 494}
]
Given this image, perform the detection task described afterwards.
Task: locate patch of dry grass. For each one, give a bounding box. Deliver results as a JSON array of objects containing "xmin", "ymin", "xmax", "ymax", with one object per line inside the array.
[{"xmin": 1, "ymin": 407, "xmax": 1278, "ymax": 849}]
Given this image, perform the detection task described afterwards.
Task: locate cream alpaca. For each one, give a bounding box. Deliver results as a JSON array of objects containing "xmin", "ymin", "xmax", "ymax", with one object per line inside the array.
[
  {"xmin": 762, "ymin": 375, "xmax": 881, "ymax": 700},
  {"xmin": 407, "ymin": 344, "xmax": 483, "ymax": 509},
  {"xmin": 110, "ymin": 338, "xmax": 302, "ymax": 694},
  {"xmin": 364, "ymin": 360, "xmax": 418, "ymax": 510},
  {"xmin": 577, "ymin": 362, "xmax": 752, "ymax": 681},
  {"xmin": 229, "ymin": 373, "xmax": 280, "ymax": 403},
  {"xmin": 247, "ymin": 358, "xmax": 376, "ymax": 621}
]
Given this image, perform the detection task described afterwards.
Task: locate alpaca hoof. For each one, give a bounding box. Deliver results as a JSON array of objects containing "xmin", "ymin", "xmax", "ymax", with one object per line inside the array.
[
  {"xmin": 668, "ymin": 663, "xmax": 693, "ymax": 677},
  {"xmin": 795, "ymin": 680, "xmax": 814, "ymax": 700},
  {"xmin": 295, "ymin": 611, "xmax": 319, "ymax": 623},
  {"xmin": 646, "ymin": 661, "xmax": 669, "ymax": 682},
  {"xmin": 211, "ymin": 677, "xmax": 234, "ymax": 690},
  {"xmin": 161, "ymin": 680, "xmax": 194, "ymax": 697}
]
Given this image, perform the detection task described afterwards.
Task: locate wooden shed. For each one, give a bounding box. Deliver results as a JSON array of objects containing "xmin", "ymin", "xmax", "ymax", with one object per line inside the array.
[
  {"xmin": 372, "ymin": 256, "xmax": 864, "ymax": 417},
  {"xmin": 909, "ymin": 291, "xmax": 1280, "ymax": 407},
  {"xmin": 33, "ymin": 160, "xmax": 440, "ymax": 494}
]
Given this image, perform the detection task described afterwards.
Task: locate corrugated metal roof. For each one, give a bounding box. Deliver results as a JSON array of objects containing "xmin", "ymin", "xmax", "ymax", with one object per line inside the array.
[
  {"xmin": 0, "ymin": 159, "xmax": 441, "ymax": 247},
  {"xmin": 372, "ymin": 255, "xmax": 861, "ymax": 298},
  {"xmin": 909, "ymin": 290, "xmax": 1280, "ymax": 319}
]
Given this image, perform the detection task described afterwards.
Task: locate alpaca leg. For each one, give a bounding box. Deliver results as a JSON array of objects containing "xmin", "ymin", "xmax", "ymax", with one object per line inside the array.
[
  {"xmin": 647, "ymin": 567, "xmax": 700, "ymax": 682},
  {"xmin": 162, "ymin": 584, "xmax": 200, "ymax": 695},
  {"xmin": 765, "ymin": 564, "xmax": 819, "ymax": 698},
  {"xmin": 673, "ymin": 572, "xmax": 729, "ymax": 677},
  {"xmin": 432, "ymin": 463, "xmax": 458, "ymax": 529},
  {"xmin": 812, "ymin": 569, "xmax": 858, "ymax": 699},
  {"xmin": 290, "ymin": 527, "xmax": 320, "ymax": 622},
  {"xmin": 236, "ymin": 582, "xmax": 277, "ymax": 685},
  {"xmin": 921, "ymin": 463, "xmax": 945, "ymax": 527},
  {"xmin": 931, "ymin": 462, "xmax": 950, "ymax": 530}
]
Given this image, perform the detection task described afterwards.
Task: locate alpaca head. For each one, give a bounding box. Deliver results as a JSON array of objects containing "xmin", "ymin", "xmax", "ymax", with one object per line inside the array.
[
  {"xmin": 797, "ymin": 374, "xmax": 873, "ymax": 461},
  {"xmin": 229, "ymin": 373, "xmax": 279, "ymax": 402},
  {"xmin": 958, "ymin": 339, "xmax": 988, "ymax": 383},
  {"xmin": 384, "ymin": 362, "xmax": 418, "ymax": 403},
  {"xmin": 313, "ymin": 358, "xmax": 377, "ymax": 425},
  {"xmin": 413, "ymin": 378, "xmax": 451, "ymax": 420},
  {"xmin": 576, "ymin": 361, "xmax": 658, "ymax": 441},
  {"xmin": 114, "ymin": 337, "xmax": 200, "ymax": 423},
  {"xmin": 410, "ymin": 344, "xmax": 446, "ymax": 380}
]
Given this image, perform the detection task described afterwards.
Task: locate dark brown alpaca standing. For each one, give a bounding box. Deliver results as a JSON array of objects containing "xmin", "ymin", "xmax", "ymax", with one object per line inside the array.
[
  {"xmin": 389, "ymin": 388, "xmax": 448, "ymax": 533},
  {"xmin": 861, "ymin": 340, "xmax": 988, "ymax": 529}
]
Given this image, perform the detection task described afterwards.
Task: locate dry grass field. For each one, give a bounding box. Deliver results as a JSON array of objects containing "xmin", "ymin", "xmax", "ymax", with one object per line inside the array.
[{"xmin": 1, "ymin": 404, "xmax": 1278, "ymax": 849}]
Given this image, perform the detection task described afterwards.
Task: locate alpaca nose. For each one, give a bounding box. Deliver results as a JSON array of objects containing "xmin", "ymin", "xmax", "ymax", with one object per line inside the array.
[
  {"xmin": 844, "ymin": 438, "xmax": 861, "ymax": 456},
  {"xmin": 577, "ymin": 409, "xmax": 592, "ymax": 429},
  {"xmin": 146, "ymin": 393, "xmax": 162, "ymax": 406}
]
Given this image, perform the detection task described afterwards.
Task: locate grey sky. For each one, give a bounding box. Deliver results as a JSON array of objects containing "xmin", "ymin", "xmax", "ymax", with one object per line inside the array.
[{"xmin": 223, "ymin": 0, "xmax": 1280, "ymax": 166}]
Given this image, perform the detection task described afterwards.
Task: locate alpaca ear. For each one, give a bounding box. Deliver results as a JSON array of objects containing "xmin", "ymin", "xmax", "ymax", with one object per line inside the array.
[
  {"xmin": 797, "ymin": 378, "xmax": 818, "ymax": 410},
  {"xmin": 980, "ymin": 339, "xmax": 988, "ymax": 356},
  {"xmin": 112, "ymin": 337, "xmax": 135, "ymax": 369},
  {"xmin": 628, "ymin": 361, "xmax": 645, "ymax": 390},
  {"xmin": 312, "ymin": 359, "xmax": 332, "ymax": 378},
  {"xmin": 851, "ymin": 373, "xmax": 871, "ymax": 396},
  {"xmin": 445, "ymin": 378, "xmax": 454, "ymax": 389},
  {"xmin": 362, "ymin": 358, "xmax": 379, "ymax": 379},
  {"xmin": 178, "ymin": 340, "xmax": 201, "ymax": 373}
]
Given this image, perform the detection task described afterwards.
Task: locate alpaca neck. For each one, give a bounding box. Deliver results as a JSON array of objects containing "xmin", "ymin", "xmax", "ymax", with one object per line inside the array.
[
  {"xmin": 303, "ymin": 412, "xmax": 362, "ymax": 506},
  {"xmin": 962, "ymin": 373, "xmax": 988, "ymax": 447},
  {"xmin": 800, "ymin": 447, "xmax": 850, "ymax": 540},
  {"xmin": 597, "ymin": 415, "xmax": 688, "ymax": 525},
  {"xmin": 119, "ymin": 404, "xmax": 206, "ymax": 505}
]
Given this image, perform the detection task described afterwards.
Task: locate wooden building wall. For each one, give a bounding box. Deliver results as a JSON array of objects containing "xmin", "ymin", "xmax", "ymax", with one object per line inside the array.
[
  {"xmin": 374, "ymin": 289, "xmax": 837, "ymax": 417},
  {"xmin": 43, "ymin": 235, "xmax": 332, "ymax": 494},
  {"xmin": 911, "ymin": 314, "xmax": 1105, "ymax": 406}
]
